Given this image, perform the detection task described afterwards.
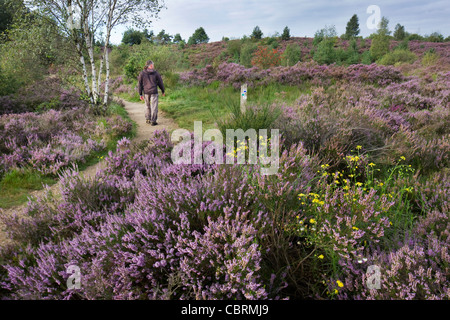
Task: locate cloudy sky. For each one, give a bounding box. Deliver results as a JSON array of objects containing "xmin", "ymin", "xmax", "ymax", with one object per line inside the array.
[{"xmin": 110, "ymin": 0, "xmax": 450, "ymax": 44}]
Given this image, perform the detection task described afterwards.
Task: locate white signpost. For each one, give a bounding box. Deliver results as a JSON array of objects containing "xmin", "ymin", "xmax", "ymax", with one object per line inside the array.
[{"xmin": 240, "ymin": 83, "xmax": 248, "ymax": 114}]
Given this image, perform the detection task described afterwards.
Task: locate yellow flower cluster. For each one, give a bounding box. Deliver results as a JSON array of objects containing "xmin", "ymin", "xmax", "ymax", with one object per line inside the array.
[
  {"xmin": 298, "ymin": 193, "xmax": 325, "ymax": 206},
  {"xmin": 346, "ymin": 155, "xmax": 360, "ymax": 162}
]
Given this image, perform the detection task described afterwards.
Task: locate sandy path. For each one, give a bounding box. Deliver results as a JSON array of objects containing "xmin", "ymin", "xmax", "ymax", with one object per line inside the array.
[{"xmin": 0, "ymin": 98, "xmax": 178, "ymax": 246}]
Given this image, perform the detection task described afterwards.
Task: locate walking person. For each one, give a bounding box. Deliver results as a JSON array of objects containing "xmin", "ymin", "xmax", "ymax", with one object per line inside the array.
[{"xmin": 138, "ymin": 60, "xmax": 165, "ymax": 126}]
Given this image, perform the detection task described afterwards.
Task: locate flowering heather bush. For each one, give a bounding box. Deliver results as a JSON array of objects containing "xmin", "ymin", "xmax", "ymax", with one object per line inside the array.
[
  {"xmin": 331, "ymin": 233, "xmax": 449, "ymax": 300},
  {"xmin": 0, "ymin": 129, "xmax": 449, "ymax": 300},
  {"xmin": 0, "ymin": 107, "xmax": 132, "ymax": 178},
  {"xmin": 0, "ymin": 95, "xmax": 28, "ymax": 115},
  {"xmin": 0, "ymin": 77, "xmax": 88, "ymax": 115},
  {"xmin": 270, "ymin": 70, "xmax": 449, "ymax": 172},
  {"xmin": 287, "ymin": 151, "xmax": 449, "ymax": 300},
  {"xmin": 0, "ymin": 132, "xmax": 325, "ymax": 299},
  {"xmin": 179, "ymin": 62, "xmax": 406, "ymax": 89}
]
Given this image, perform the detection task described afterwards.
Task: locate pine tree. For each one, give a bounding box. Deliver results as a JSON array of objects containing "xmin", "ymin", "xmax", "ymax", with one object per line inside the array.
[
  {"xmin": 281, "ymin": 26, "xmax": 291, "ymax": 41},
  {"xmin": 251, "ymin": 26, "xmax": 263, "ymax": 40},
  {"xmin": 345, "ymin": 14, "xmax": 360, "ymax": 39}
]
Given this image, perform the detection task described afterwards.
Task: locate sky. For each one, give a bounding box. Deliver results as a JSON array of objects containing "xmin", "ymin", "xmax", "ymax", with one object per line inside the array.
[{"xmin": 110, "ymin": 0, "xmax": 450, "ymax": 44}]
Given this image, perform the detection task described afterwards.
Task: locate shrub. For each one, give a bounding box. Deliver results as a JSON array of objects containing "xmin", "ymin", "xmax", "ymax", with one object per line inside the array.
[
  {"xmin": 282, "ymin": 44, "xmax": 302, "ymax": 66},
  {"xmin": 313, "ymin": 38, "xmax": 337, "ymax": 65},
  {"xmin": 370, "ymin": 35, "xmax": 390, "ymax": 61},
  {"xmin": 123, "ymin": 44, "xmax": 181, "ymax": 80},
  {"xmin": 0, "ymin": 131, "xmax": 296, "ymax": 299},
  {"xmin": 425, "ymin": 32, "xmax": 444, "ymax": 43},
  {"xmin": 251, "ymin": 46, "xmax": 282, "ymax": 69},
  {"xmin": 378, "ymin": 49, "xmax": 417, "ymax": 65},
  {"xmin": 422, "ymin": 50, "xmax": 440, "ymax": 67},
  {"xmin": 361, "ymin": 51, "xmax": 373, "ymax": 65},
  {"xmin": 240, "ymin": 42, "xmax": 258, "ymax": 68},
  {"xmin": 227, "ymin": 40, "xmax": 241, "ymax": 60},
  {"xmin": 313, "ymin": 25, "xmax": 337, "ymax": 46},
  {"xmin": 0, "ymin": 107, "xmax": 131, "ymax": 178}
]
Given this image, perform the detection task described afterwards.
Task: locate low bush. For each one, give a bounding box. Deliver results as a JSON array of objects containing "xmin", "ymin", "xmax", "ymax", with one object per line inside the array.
[{"xmin": 378, "ymin": 49, "xmax": 417, "ymax": 65}]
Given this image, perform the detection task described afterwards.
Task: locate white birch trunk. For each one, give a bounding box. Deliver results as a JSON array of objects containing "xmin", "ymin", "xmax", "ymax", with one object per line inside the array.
[
  {"xmin": 83, "ymin": 19, "xmax": 98, "ymax": 103},
  {"xmin": 103, "ymin": 44, "xmax": 110, "ymax": 106},
  {"xmin": 103, "ymin": 2, "xmax": 115, "ymax": 107},
  {"xmin": 76, "ymin": 41, "xmax": 93, "ymax": 104},
  {"xmin": 97, "ymin": 52, "xmax": 104, "ymax": 98}
]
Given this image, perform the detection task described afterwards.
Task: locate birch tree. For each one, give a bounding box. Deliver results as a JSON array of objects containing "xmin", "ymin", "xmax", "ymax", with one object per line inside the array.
[{"xmin": 27, "ymin": 0, "xmax": 165, "ymax": 106}]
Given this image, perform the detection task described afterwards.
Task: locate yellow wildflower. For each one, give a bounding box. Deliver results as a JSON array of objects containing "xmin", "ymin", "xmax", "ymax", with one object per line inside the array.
[
  {"xmin": 318, "ymin": 255, "xmax": 324, "ymax": 259},
  {"xmin": 356, "ymin": 145, "xmax": 362, "ymax": 150},
  {"xmin": 336, "ymin": 280, "xmax": 344, "ymax": 288},
  {"xmin": 309, "ymin": 218, "xmax": 316, "ymax": 224},
  {"xmin": 400, "ymin": 156, "xmax": 406, "ymax": 161},
  {"xmin": 369, "ymin": 163, "xmax": 376, "ymax": 167},
  {"xmin": 352, "ymin": 226, "xmax": 359, "ymax": 231}
]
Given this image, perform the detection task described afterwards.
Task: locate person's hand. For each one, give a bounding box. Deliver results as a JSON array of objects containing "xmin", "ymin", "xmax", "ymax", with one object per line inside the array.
[
  {"xmin": 140, "ymin": 96, "xmax": 144, "ymax": 101},
  {"xmin": 162, "ymin": 93, "xmax": 166, "ymax": 97}
]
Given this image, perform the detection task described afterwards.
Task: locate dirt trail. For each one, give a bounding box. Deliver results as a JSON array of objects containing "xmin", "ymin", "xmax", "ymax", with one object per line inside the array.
[{"xmin": 0, "ymin": 98, "xmax": 178, "ymax": 246}]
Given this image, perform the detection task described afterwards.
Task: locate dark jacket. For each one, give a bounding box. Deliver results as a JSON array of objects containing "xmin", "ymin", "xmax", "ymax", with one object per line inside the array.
[{"xmin": 138, "ymin": 69, "xmax": 165, "ymax": 96}]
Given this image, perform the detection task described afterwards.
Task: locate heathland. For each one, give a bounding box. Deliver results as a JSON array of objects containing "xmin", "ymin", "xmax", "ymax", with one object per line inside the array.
[{"xmin": 0, "ymin": 11, "xmax": 449, "ymax": 299}]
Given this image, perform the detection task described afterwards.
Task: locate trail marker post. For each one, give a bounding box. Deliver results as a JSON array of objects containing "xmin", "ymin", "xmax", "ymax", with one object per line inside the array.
[{"xmin": 240, "ymin": 83, "xmax": 248, "ymax": 114}]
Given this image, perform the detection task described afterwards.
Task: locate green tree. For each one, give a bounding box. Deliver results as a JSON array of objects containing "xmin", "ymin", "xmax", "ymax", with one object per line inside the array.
[
  {"xmin": 344, "ymin": 38, "xmax": 360, "ymax": 65},
  {"xmin": 345, "ymin": 14, "xmax": 360, "ymax": 39},
  {"xmin": 156, "ymin": 29, "xmax": 172, "ymax": 44},
  {"xmin": 282, "ymin": 43, "xmax": 301, "ymax": 66},
  {"xmin": 370, "ymin": 16, "xmax": 391, "ymax": 61},
  {"xmin": 30, "ymin": 0, "xmax": 165, "ymax": 106},
  {"xmin": 188, "ymin": 27, "xmax": 209, "ymax": 45},
  {"xmin": 370, "ymin": 35, "xmax": 390, "ymax": 61},
  {"xmin": 0, "ymin": 11, "xmax": 69, "ymax": 93},
  {"xmin": 173, "ymin": 33, "xmax": 183, "ymax": 43},
  {"xmin": 0, "ymin": 0, "xmax": 27, "ymax": 36},
  {"xmin": 240, "ymin": 42, "xmax": 257, "ymax": 67},
  {"xmin": 122, "ymin": 29, "xmax": 144, "ymax": 45},
  {"xmin": 426, "ymin": 32, "xmax": 444, "ymax": 42},
  {"xmin": 377, "ymin": 16, "xmax": 391, "ymax": 36},
  {"xmin": 393, "ymin": 24, "xmax": 406, "ymax": 40},
  {"xmin": 281, "ymin": 26, "xmax": 291, "ymax": 41},
  {"xmin": 251, "ymin": 26, "xmax": 263, "ymax": 40},
  {"xmin": 143, "ymin": 29, "xmax": 154, "ymax": 43},
  {"xmin": 313, "ymin": 25, "xmax": 337, "ymax": 45},
  {"xmin": 313, "ymin": 37, "xmax": 337, "ymax": 65}
]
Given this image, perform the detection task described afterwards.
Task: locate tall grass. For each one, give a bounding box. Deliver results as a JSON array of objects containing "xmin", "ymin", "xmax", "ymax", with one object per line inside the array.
[
  {"xmin": 216, "ymin": 95, "xmax": 281, "ymax": 136},
  {"xmin": 159, "ymin": 83, "xmax": 306, "ymax": 132}
]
